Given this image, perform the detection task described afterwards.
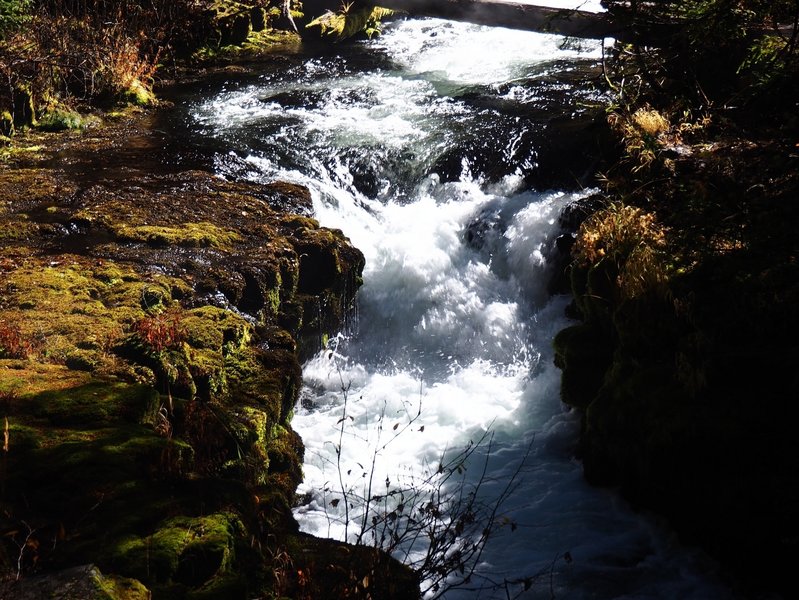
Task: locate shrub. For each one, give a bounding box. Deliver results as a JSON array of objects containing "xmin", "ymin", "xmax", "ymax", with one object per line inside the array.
[
  {"xmin": 0, "ymin": 0, "xmax": 29, "ymax": 38},
  {"xmin": 602, "ymin": 0, "xmax": 799, "ymax": 108},
  {"xmin": 609, "ymin": 107, "xmax": 671, "ymax": 171},
  {"xmin": 573, "ymin": 203, "xmax": 670, "ymax": 299},
  {"xmin": 306, "ymin": 4, "xmax": 395, "ymax": 40},
  {"xmin": 36, "ymin": 106, "xmax": 86, "ymax": 131}
]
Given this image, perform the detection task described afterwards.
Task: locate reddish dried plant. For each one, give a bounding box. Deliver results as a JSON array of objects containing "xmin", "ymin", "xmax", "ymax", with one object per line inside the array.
[
  {"xmin": 132, "ymin": 308, "xmax": 186, "ymax": 354},
  {"xmin": 0, "ymin": 320, "xmax": 32, "ymax": 359}
]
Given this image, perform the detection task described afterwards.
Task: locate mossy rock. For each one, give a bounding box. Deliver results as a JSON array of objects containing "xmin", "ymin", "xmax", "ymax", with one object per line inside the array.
[
  {"xmin": 0, "ymin": 128, "xmax": 372, "ymax": 596},
  {"xmin": 18, "ymin": 381, "xmax": 161, "ymax": 428},
  {"xmin": 114, "ymin": 222, "xmax": 241, "ymax": 249},
  {"xmin": 6, "ymin": 564, "xmax": 150, "ymax": 600},
  {"xmin": 109, "ymin": 513, "xmax": 243, "ymax": 587},
  {"xmin": 36, "ymin": 108, "xmax": 88, "ymax": 132},
  {"xmin": 553, "ymin": 323, "xmax": 613, "ymax": 409},
  {"xmin": 183, "ymin": 306, "xmax": 252, "ymax": 352},
  {"xmin": 612, "ymin": 296, "xmax": 682, "ymax": 360},
  {"xmin": 569, "ymin": 261, "xmax": 616, "ymax": 326},
  {"xmin": 121, "ymin": 79, "xmax": 156, "ymax": 107},
  {"xmin": 65, "ymin": 348, "xmax": 103, "ymax": 372},
  {"xmin": 279, "ymin": 533, "xmax": 420, "ymax": 600},
  {"xmin": 1, "ymin": 109, "xmax": 14, "ymax": 136}
]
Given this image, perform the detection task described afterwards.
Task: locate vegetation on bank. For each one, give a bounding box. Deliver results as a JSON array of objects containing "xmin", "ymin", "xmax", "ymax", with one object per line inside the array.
[
  {"xmin": 0, "ymin": 4, "xmax": 416, "ymax": 598},
  {"xmin": 0, "ymin": 121, "xmax": 394, "ymax": 597},
  {"xmin": 0, "ymin": 1, "xmax": 314, "ymax": 137},
  {"xmin": 2, "ymin": 0, "xmax": 796, "ymax": 596},
  {"xmin": 556, "ymin": 0, "xmax": 799, "ymax": 594},
  {"xmin": 0, "ymin": 1, "xmax": 398, "ymax": 139}
]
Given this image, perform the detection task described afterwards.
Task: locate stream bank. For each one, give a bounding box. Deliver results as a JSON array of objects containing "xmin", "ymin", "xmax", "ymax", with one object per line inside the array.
[
  {"xmin": 0, "ymin": 109, "xmax": 417, "ymax": 598},
  {"xmin": 554, "ymin": 45, "xmax": 799, "ymax": 598}
]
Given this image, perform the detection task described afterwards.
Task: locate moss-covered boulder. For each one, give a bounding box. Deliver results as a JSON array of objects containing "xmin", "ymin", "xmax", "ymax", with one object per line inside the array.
[
  {"xmin": 0, "ymin": 111, "xmax": 405, "ymax": 598},
  {"xmin": 3, "ymin": 563, "xmax": 150, "ymax": 600}
]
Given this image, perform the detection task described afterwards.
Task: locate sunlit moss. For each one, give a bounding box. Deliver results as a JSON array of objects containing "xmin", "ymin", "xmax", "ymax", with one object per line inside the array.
[
  {"xmin": 113, "ymin": 222, "xmax": 242, "ymax": 249},
  {"xmin": 36, "ymin": 107, "xmax": 88, "ymax": 132}
]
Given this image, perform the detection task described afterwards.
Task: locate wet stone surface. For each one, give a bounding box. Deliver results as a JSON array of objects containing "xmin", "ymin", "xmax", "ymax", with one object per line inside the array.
[{"xmin": 0, "ymin": 109, "xmax": 387, "ymax": 599}]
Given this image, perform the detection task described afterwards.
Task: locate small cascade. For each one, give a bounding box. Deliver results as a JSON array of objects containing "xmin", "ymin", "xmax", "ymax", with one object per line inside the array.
[{"xmin": 186, "ymin": 17, "xmax": 731, "ymax": 598}]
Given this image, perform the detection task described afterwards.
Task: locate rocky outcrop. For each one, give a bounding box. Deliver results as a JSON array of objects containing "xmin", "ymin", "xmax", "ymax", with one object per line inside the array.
[
  {"xmin": 554, "ymin": 147, "xmax": 799, "ymax": 594},
  {"xmin": 0, "ymin": 113, "xmax": 415, "ymax": 598}
]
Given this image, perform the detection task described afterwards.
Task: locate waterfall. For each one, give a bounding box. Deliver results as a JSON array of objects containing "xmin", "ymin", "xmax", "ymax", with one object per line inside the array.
[{"xmin": 188, "ymin": 17, "xmax": 731, "ymax": 598}]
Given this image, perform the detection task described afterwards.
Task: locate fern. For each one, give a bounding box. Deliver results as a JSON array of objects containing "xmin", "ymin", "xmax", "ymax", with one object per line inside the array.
[{"xmin": 306, "ymin": 5, "xmax": 395, "ymax": 40}]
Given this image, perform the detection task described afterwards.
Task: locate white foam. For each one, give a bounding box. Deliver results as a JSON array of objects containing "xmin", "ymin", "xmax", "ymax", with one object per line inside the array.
[
  {"xmin": 373, "ymin": 18, "xmax": 604, "ymax": 88},
  {"xmin": 190, "ymin": 16, "xmax": 731, "ymax": 598}
]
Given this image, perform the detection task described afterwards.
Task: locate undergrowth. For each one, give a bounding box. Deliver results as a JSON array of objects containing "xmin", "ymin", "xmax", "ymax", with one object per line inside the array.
[{"xmin": 573, "ymin": 202, "xmax": 670, "ymax": 300}]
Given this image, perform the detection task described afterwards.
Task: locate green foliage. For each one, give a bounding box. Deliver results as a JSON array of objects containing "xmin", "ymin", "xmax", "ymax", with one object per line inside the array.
[
  {"xmin": 0, "ymin": 0, "xmax": 30, "ymax": 37},
  {"xmin": 665, "ymin": 0, "xmax": 755, "ymax": 40},
  {"xmin": 738, "ymin": 34, "xmax": 796, "ymax": 91},
  {"xmin": 306, "ymin": 4, "xmax": 394, "ymax": 40},
  {"xmin": 602, "ymin": 0, "xmax": 799, "ymax": 108}
]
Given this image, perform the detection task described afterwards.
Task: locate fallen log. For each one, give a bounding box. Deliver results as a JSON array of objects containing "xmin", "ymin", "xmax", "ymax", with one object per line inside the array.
[{"xmin": 370, "ymin": 0, "xmax": 655, "ymax": 42}]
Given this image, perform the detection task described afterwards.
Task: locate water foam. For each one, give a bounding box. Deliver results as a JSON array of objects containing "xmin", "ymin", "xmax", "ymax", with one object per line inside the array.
[{"xmin": 189, "ymin": 17, "xmax": 732, "ymax": 598}]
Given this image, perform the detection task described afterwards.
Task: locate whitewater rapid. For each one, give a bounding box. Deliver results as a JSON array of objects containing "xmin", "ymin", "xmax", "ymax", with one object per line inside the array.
[{"xmin": 188, "ymin": 17, "xmax": 731, "ymax": 598}]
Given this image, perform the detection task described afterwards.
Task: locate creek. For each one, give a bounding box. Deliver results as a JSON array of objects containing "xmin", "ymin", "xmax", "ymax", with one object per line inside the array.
[{"xmin": 177, "ymin": 17, "xmax": 732, "ymax": 599}]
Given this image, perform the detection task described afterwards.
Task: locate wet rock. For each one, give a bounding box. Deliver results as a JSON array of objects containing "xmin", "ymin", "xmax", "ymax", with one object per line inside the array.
[
  {"xmin": 221, "ymin": 14, "xmax": 252, "ymax": 46},
  {"xmin": 2, "ymin": 564, "xmax": 150, "ymax": 600},
  {"xmin": 250, "ymin": 7, "xmax": 267, "ymax": 32},
  {"xmin": 462, "ymin": 208, "xmax": 503, "ymax": 253},
  {"xmin": 0, "ymin": 115, "xmax": 368, "ymax": 598},
  {"xmin": 558, "ymin": 193, "xmax": 607, "ymax": 231},
  {"xmin": 553, "ymin": 323, "xmax": 613, "ymax": 409}
]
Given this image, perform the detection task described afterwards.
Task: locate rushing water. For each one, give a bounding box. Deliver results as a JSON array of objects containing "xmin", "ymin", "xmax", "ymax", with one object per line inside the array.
[{"xmin": 186, "ymin": 17, "xmax": 732, "ymax": 599}]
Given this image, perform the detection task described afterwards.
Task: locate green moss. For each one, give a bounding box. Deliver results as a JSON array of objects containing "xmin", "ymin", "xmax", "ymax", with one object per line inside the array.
[
  {"xmin": 114, "ymin": 222, "xmax": 242, "ymax": 249},
  {"xmin": 36, "ymin": 107, "xmax": 88, "ymax": 132},
  {"xmin": 265, "ymin": 279, "xmax": 281, "ymax": 318},
  {"xmin": 21, "ymin": 381, "xmax": 160, "ymax": 428},
  {"xmin": 65, "ymin": 348, "xmax": 102, "ymax": 371},
  {"xmin": 0, "ymin": 215, "xmax": 37, "ymax": 241},
  {"xmin": 93, "ymin": 569, "xmax": 152, "ymax": 600},
  {"xmin": 266, "ymin": 423, "xmax": 302, "ymax": 486},
  {"xmin": 5, "ymin": 425, "xmax": 196, "ymax": 552},
  {"xmin": 192, "ymin": 29, "xmax": 301, "ymax": 63},
  {"xmin": 306, "ymin": 7, "xmax": 395, "ymax": 40},
  {"xmin": 188, "ymin": 347, "xmax": 227, "ymax": 401},
  {"xmin": 110, "ymin": 513, "xmax": 243, "ymax": 586},
  {"xmin": 1, "ymin": 109, "xmax": 13, "ymax": 136},
  {"xmin": 122, "ymin": 79, "xmax": 156, "ymax": 107},
  {"xmin": 183, "ymin": 306, "xmax": 252, "ymax": 352},
  {"xmin": 6, "ymin": 423, "xmax": 42, "ymax": 451},
  {"xmin": 9, "ymin": 564, "xmax": 151, "ymax": 600},
  {"xmin": 280, "ymin": 214, "xmax": 319, "ymax": 232},
  {"xmin": 0, "ymin": 362, "xmax": 90, "ymax": 396}
]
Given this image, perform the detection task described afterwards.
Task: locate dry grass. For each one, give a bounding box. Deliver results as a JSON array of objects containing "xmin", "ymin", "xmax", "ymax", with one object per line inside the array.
[
  {"xmin": 609, "ymin": 106, "xmax": 671, "ymax": 171},
  {"xmin": 573, "ymin": 203, "xmax": 670, "ymax": 299},
  {"xmin": 631, "ymin": 108, "xmax": 670, "ymax": 137},
  {"xmin": 0, "ymin": 1, "xmax": 184, "ymax": 117}
]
